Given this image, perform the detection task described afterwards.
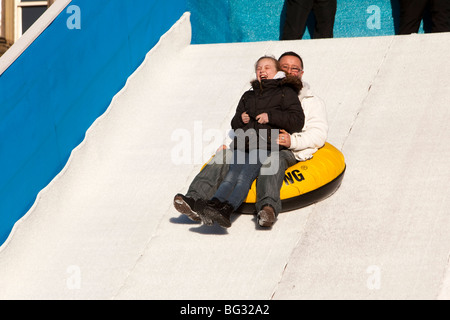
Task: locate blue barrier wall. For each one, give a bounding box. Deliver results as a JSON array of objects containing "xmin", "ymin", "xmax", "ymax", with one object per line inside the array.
[
  {"xmin": 0, "ymin": 0, "xmax": 187, "ymax": 245},
  {"xmin": 188, "ymin": 0, "xmax": 425, "ymax": 44}
]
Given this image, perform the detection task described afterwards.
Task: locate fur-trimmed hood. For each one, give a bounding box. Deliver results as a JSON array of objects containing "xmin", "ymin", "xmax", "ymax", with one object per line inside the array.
[{"xmin": 250, "ymin": 71, "xmax": 303, "ymax": 95}]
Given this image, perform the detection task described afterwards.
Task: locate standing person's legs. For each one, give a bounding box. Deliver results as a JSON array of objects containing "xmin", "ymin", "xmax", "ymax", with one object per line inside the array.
[
  {"xmin": 282, "ymin": 0, "xmax": 314, "ymax": 40},
  {"xmin": 312, "ymin": 0, "xmax": 337, "ymax": 38},
  {"xmin": 429, "ymin": 0, "xmax": 450, "ymax": 33},
  {"xmin": 398, "ymin": 0, "xmax": 428, "ymax": 34}
]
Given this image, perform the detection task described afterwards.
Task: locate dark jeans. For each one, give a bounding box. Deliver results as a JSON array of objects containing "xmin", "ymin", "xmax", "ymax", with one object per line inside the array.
[
  {"xmin": 186, "ymin": 149, "xmax": 297, "ymax": 215},
  {"xmin": 256, "ymin": 150, "xmax": 297, "ymax": 215},
  {"xmin": 213, "ymin": 150, "xmax": 268, "ymax": 211},
  {"xmin": 186, "ymin": 149, "xmax": 231, "ymax": 202},
  {"xmin": 282, "ymin": 0, "xmax": 337, "ymax": 40},
  {"xmin": 399, "ymin": 0, "xmax": 450, "ymax": 34}
]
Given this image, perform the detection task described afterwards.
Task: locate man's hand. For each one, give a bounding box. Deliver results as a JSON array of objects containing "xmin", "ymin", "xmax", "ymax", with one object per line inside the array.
[
  {"xmin": 277, "ymin": 129, "xmax": 291, "ymax": 148},
  {"xmin": 256, "ymin": 113, "xmax": 269, "ymax": 124}
]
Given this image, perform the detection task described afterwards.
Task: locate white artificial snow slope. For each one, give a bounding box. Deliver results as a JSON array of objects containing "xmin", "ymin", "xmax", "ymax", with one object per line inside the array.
[
  {"xmin": 0, "ymin": 14, "xmax": 449, "ymax": 300},
  {"xmin": 439, "ymin": 260, "xmax": 450, "ymax": 300}
]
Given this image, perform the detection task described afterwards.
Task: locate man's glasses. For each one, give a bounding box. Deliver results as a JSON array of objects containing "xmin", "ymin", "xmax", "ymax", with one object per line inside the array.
[{"xmin": 281, "ymin": 66, "xmax": 303, "ymax": 74}]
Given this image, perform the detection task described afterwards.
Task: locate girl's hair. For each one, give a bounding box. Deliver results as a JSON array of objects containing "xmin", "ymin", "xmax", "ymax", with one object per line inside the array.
[{"xmin": 254, "ymin": 55, "xmax": 282, "ymax": 72}]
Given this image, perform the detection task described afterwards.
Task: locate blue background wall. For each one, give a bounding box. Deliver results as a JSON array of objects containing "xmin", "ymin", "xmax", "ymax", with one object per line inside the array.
[
  {"xmin": 0, "ymin": 0, "xmax": 187, "ymax": 245},
  {"xmin": 188, "ymin": 0, "xmax": 426, "ymax": 44}
]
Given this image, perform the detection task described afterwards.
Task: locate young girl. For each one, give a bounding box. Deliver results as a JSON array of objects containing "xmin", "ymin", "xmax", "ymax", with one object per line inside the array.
[{"xmin": 203, "ymin": 56, "xmax": 305, "ymax": 228}]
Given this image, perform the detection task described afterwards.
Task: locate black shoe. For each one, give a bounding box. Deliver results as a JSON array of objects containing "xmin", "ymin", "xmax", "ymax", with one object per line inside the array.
[
  {"xmin": 257, "ymin": 205, "xmax": 277, "ymax": 228},
  {"xmin": 203, "ymin": 199, "xmax": 233, "ymax": 228},
  {"xmin": 173, "ymin": 194, "xmax": 201, "ymax": 222},
  {"xmin": 193, "ymin": 198, "xmax": 214, "ymax": 226}
]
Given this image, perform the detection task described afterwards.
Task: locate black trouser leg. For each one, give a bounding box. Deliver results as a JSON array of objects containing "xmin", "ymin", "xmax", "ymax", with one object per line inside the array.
[
  {"xmin": 312, "ymin": 0, "xmax": 337, "ymax": 38},
  {"xmin": 186, "ymin": 149, "xmax": 231, "ymax": 201},
  {"xmin": 398, "ymin": 0, "xmax": 428, "ymax": 34},
  {"xmin": 429, "ymin": 0, "xmax": 450, "ymax": 33},
  {"xmin": 282, "ymin": 0, "xmax": 314, "ymax": 40}
]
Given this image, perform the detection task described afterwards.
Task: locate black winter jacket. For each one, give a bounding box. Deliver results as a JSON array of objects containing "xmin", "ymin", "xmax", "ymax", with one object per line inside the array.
[{"xmin": 230, "ymin": 75, "xmax": 305, "ymax": 151}]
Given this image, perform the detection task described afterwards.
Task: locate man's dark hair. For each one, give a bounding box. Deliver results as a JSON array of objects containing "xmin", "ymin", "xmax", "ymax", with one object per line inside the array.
[{"xmin": 278, "ymin": 51, "xmax": 304, "ymax": 70}]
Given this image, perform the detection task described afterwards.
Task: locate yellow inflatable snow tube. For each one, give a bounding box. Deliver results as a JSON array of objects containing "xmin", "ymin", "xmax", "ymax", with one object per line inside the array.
[
  {"xmin": 238, "ymin": 142, "xmax": 346, "ymax": 213},
  {"xmin": 201, "ymin": 143, "xmax": 345, "ymax": 214},
  {"xmin": 201, "ymin": 143, "xmax": 345, "ymax": 213}
]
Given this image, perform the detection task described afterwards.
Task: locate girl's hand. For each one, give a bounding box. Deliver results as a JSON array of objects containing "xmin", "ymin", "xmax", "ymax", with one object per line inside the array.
[
  {"xmin": 256, "ymin": 113, "xmax": 269, "ymax": 124},
  {"xmin": 242, "ymin": 112, "xmax": 250, "ymax": 124}
]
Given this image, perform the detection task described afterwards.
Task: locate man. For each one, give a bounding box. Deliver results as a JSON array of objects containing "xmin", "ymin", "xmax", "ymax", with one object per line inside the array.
[
  {"xmin": 399, "ymin": 0, "xmax": 450, "ymax": 34},
  {"xmin": 174, "ymin": 51, "xmax": 328, "ymax": 228},
  {"xmin": 282, "ymin": 0, "xmax": 337, "ymax": 40}
]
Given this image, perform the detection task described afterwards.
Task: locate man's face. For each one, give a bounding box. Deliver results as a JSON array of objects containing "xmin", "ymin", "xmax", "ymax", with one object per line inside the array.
[{"xmin": 279, "ymin": 55, "xmax": 304, "ymax": 79}]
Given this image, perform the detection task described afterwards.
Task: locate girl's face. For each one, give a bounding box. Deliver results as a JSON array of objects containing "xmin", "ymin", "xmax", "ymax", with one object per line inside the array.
[{"xmin": 256, "ymin": 58, "xmax": 278, "ymax": 82}]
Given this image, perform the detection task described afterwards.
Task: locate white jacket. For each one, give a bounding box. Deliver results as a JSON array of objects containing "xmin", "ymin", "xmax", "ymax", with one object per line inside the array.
[{"xmin": 289, "ymin": 82, "xmax": 328, "ymax": 161}]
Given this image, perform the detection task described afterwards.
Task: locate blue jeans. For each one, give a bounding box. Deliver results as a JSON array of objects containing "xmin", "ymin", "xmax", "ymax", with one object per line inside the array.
[
  {"xmin": 212, "ymin": 149, "xmax": 269, "ymax": 210},
  {"xmin": 256, "ymin": 150, "xmax": 298, "ymax": 215}
]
